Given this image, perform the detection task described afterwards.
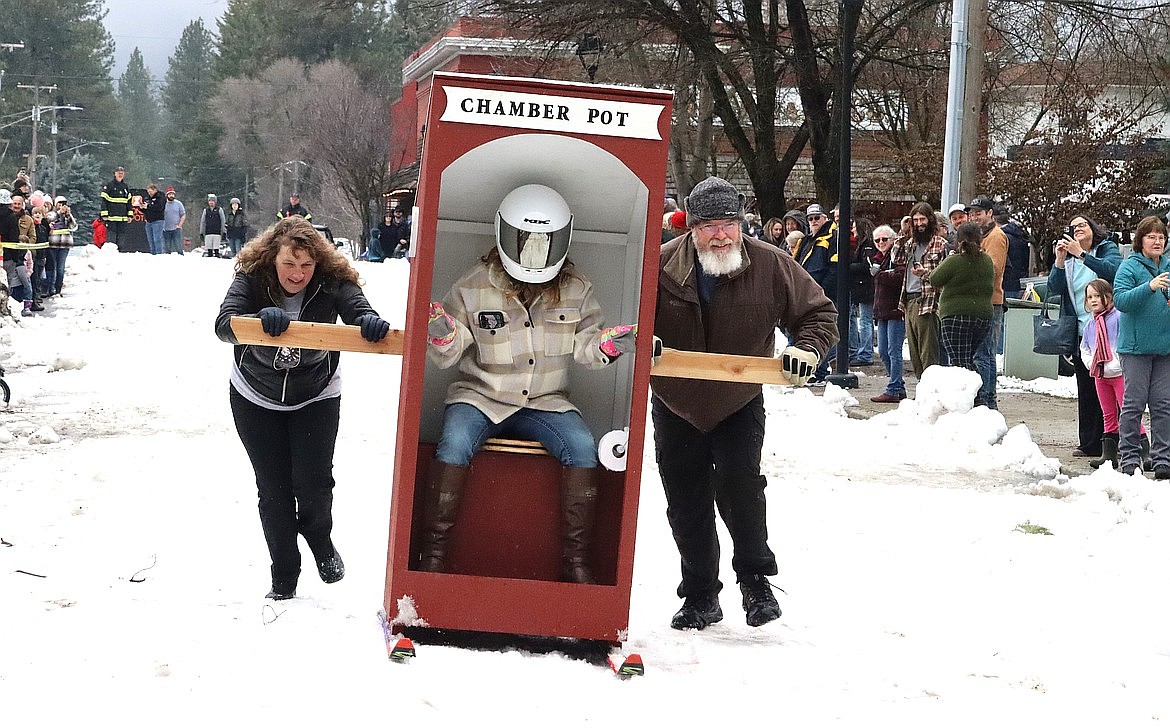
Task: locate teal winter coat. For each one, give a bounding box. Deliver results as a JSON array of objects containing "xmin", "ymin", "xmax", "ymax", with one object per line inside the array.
[{"xmin": 1113, "ymin": 253, "xmax": 1170, "ymax": 355}]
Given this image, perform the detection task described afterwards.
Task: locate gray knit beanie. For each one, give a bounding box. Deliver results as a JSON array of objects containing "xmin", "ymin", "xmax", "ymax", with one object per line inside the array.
[{"xmin": 683, "ymin": 176, "xmax": 746, "ymax": 228}]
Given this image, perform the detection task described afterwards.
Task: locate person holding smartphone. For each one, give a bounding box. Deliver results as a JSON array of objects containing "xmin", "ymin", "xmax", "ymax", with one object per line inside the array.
[{"xmin": 1047, "ymin": 214, "xmax": 1123, "ymax": 459}]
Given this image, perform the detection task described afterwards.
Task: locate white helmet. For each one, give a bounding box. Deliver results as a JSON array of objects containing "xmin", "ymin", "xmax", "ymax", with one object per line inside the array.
[{"xmin": 495, "ymin": 184, "xmax": 573, "ymax": 284}]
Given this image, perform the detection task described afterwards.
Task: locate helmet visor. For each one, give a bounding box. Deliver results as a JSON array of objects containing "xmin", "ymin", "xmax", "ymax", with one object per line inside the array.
[{"xmin": 496, "ymin": 214, "xmax": 573, "ymax": 272}]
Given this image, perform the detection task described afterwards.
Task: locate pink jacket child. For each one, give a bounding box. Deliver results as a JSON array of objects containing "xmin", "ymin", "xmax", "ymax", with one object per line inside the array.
[{"xmin": 1080, "ymin": 280, "xmax": 1143, "ymax": 469}]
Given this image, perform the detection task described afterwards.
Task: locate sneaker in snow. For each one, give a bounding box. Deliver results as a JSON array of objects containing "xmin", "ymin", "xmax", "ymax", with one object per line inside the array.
[{"xmin": 670, "ymin": 594, "xmax": 723, "ymax": 630}]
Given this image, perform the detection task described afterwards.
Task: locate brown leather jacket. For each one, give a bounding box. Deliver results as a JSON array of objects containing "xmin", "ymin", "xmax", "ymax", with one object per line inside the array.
[{"xmin": 651, "ymin": 233, "xmax": 838, "ymax": 432}]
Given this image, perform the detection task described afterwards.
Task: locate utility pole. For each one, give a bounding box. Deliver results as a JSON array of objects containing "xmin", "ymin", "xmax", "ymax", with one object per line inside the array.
[
  {"xmin": 958, "ymin": 0, "xmax": 988, "ymax": 203},
  {"xmin": 17, "ymin": 83, "xmax": 57, "ymax": 190},
  {"xmin": 940, "ymin": 0, "xmax": 969, "ymax": 213}
]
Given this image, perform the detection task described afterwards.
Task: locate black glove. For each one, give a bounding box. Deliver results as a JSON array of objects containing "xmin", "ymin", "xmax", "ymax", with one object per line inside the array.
[
  {"xmin": 357, "ymin": 314, "xmax": 390, "ymax": 342},
  {"xmin": 258, "ymin": 307, "xmax": 291, "ymax": 337}
]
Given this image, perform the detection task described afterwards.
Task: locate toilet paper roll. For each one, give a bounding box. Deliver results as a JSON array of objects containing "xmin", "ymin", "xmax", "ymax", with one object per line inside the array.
[{"xmin": 598, "ymin": 428, "xmax": 629, "ymax": 472}]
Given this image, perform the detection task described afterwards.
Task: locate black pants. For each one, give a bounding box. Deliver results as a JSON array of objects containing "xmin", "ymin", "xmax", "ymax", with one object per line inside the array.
[
  {"xmin": 106, "ymin": 220, "xmax": 127, "ymax": 248},
  {"xmin": 652, "ymin": 394, "xmax": 777, "ymax": 599},
  {"xmin": 1073, "ymin": 336, "xmax": 1105, "ymax": 454},
  {"xmin": 230, "ymin": 386, "xmax": 341, "ymax": 592}
]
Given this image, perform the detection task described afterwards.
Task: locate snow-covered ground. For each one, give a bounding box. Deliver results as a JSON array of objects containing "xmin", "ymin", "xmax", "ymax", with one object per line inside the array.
[{"xmin": 2, "ymin": 246, "xmax": 1168, "ymax": 725}]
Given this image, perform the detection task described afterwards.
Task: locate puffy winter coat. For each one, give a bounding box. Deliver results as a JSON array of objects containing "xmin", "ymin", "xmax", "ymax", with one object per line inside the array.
[{"xmin": 214, "ymin": 271, "xmax": 378, "ymax": 405}]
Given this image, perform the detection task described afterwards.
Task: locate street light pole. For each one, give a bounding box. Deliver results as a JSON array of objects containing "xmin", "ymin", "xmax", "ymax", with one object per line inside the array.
[{"xmin": 828, "ymin": 0, "xmax": 864, "ymax": 388}]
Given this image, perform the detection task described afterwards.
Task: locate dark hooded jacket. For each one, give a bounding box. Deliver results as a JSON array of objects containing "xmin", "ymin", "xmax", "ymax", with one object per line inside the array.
[{"xmin": 782, "ymin": 209, "xmax": 810, "ymax": 237}]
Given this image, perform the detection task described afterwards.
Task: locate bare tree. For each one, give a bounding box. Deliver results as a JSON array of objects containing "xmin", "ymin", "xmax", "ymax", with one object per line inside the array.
[
  {"xmin": 300, "ymin": 61, "xmax": 394, "ymax": 246},
  {"xmin": 212, "ymin": 59, "xmax": 392, "ymax": 242},
  {"xmin": 987, "ymin": 98, "xmax": 1163, "ymax": 271}
]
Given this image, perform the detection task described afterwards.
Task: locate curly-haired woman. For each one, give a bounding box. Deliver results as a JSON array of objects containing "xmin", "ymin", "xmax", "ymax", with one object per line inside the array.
[{"xmin": 214, "ymin": 216, "xmax": 390, "ymax": 600}]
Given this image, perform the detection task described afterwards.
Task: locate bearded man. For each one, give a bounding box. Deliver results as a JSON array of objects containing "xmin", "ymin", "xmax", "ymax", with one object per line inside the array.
[
  {"xmin": 891, "ymin": 202, "xmax": 950, "ymax": 377},
  {"xmin": 650, "ymin": 176, "xmax": 837, "ymax": 631}
]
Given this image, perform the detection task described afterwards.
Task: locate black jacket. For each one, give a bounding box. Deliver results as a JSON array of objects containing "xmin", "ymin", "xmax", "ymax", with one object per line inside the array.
[
  {"xmin": 0, "ymin": 207, "xmax": 20, "ymax": 262},
  {"xmin": 277, "ymin": 203, "xmax": 312, "ymax": 221},
  {"xmin": 143, "ymin": 191, "xmax": 166, "ymax": 222},
  {"xmin": 214, "ymin": 271, "xmax": 378, "ymax": 405},
  {"xmin": 847, "ymin": 236, "xmax": 878, "ymax": 305},
  {"xmin": 226, "ymin": 209, "xmax": 248, "ymax": 240},
  {"xmin": 100, "ymin": 177, "xmax": 132, "ymax": 222},
  {"xmin": 1001, "ymin": 220, "xmax": 1030, "ymax": 294}
]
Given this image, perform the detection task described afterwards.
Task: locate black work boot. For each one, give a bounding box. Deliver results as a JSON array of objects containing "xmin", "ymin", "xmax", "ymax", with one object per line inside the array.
[
  {"xmin": 739, "ymin": 574, "xmax": 782, "ymax": 627},
  {"xmin": 670, "ymin": 594, "xmax": 723, "ymax": 630},
  {"xmin": 316, "ymin": 550, "xmax": 345, "ymax": 583},
  {"xmin": 1140, "ymin": 434, "xmax": 1154, "ymax": 472},
  {"xmin": 560, "ymin": 466, "xmax": 599, "ymax": 584},
  {"xmin": 1090, "ymin": 433, "xmax": 1119, "ymax": 470},
  {"xmin": 417, "ymin": 460, "xmax": 469, "ymax": 573},
  {"xmin": 267, "ymin": 564, "xmax": 297, "ymax": 601}
]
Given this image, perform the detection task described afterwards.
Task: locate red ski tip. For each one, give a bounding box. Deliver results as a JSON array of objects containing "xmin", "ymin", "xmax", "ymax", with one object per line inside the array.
[
  {"xmin": 611, "ymin": 653, "xmax": 644, "ymax": 678},
  {"xmin": 389, "ymin": 637, "xmax": 416, "ymax": 663}
]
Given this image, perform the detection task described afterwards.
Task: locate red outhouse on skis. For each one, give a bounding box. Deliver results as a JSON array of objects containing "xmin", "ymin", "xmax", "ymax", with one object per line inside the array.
[{"xmin": 383, "ymin": 72, "xmax": 672, "ymax": 643}]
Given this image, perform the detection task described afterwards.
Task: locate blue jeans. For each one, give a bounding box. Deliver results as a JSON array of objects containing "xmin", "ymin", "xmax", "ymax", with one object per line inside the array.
[
  {"xmin": 145, "ymin": 220, "xmax": 164, "ymax": 254},
  {"xmin": 435, "ymin": 402, "xmax": 598, "ymax": 468},
  {"xmin": 813, "ymin": 343, "xmax": 836, "ymax": 380},
  {"xmin": 47, "ymin": 248, "xmax": 68, "ymax": 293},
  {"xmin": 163, "ymin": 228, "xmax": 184, "ymax": 255},
  {"xmin": 849, "ymin": 301, "xmax": 874, "ymax": 363},
  {"xmin": 877, "ymin": 318, "xmax": 906, "ymax": 396},
  {"xmin": 973, "ymin": 305, "xmax": 1004, "ymax": 409},
  {"xmin": 227, "ymin": 236, "xmax": 244, "ymax": 257}
]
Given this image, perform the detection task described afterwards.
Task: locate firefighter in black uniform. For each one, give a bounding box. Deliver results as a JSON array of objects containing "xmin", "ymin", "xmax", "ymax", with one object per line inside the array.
[{"xmin": 100, "ymin": 166, "xmax": 132, "ymax": 248}]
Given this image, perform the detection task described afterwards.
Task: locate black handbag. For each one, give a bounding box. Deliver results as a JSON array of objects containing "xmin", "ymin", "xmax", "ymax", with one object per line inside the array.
[{"xmin": 1033, "ymin": 300, "xmax": 1078, "ymax": 355}]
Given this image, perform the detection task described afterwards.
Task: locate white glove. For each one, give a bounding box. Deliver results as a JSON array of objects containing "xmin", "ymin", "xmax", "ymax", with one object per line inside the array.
[{"xmin": 781, "ymin": 346, "xmax": 819, "ymax": 386}]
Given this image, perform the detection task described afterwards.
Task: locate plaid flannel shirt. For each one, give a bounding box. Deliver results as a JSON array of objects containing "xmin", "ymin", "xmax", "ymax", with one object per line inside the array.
[
  {"xmin": 892, "ymin": 233, "xmax": 949, "ymax": 316},
  {"xmin": 428, "ymin": 262, "xmax": 613, "ymax": 424}
]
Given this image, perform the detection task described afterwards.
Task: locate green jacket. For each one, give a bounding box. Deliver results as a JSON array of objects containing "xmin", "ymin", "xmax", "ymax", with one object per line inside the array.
[{"xmin": 926, "ymin": 251, "xmax": 995, "ymax": 320}]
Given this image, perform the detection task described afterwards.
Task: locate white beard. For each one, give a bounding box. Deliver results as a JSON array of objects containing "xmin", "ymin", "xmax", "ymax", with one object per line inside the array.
[{"xmin": 696, "ymin": 242, "xmax": 743, "ymax": 276}]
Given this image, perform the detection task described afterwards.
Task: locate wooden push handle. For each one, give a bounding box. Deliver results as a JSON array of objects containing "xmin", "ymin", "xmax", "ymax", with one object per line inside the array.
[
  {"xmin": 228, "ymin": 317, "xmax": 792, "ymax": 385},
  {"xmin": 229, "ymin": 316, "xmax": 404, "ymax": 355},
  {"xmin": 651, "ymin": 347, "xmax": 793, "ymax": 387}
]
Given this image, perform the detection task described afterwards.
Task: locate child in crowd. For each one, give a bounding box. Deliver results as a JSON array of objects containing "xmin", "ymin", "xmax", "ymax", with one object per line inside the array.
[{"xmin": 1081, "ymin": 278, "xmax": 1145, "ymax": 470}]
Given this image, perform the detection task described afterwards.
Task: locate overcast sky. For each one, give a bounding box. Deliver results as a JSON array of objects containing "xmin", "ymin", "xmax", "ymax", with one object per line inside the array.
[{"xmin": 104, "ymin": 0, "xmax": 229, "ymax": 81}]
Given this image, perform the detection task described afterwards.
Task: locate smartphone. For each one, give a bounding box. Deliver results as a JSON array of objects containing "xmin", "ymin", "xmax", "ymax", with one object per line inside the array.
[{"xmin": 1066, "ymin": 225, "xmax": 1075, "ymax": 238}]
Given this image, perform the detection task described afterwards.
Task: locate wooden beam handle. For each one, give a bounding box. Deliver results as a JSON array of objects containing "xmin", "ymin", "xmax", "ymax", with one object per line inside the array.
[
  {"xmin": 228, "ymin": 317, "xmax": 789, "ymax": 383},
  {"xmin": 651, "ymin": 347, "xmax": 793, "ymax": 386},
  {"xmin": 229, "ymin": 316, "xmax": 404, "ymax": 355}
]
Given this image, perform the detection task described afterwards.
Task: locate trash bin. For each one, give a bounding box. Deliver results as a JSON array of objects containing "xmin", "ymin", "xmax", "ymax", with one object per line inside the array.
[{"xmin": 1003, "ymin": 297, "xmax": 1060, "ymax": 380}]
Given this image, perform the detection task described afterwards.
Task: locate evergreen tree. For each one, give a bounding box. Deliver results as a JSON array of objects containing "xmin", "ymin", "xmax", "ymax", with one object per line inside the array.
[
  {"xmin": 55, "ymin": 152, "xmax": 104, "ymax": 244},
  {"xmin": 162, "ymin": 20, "xmax": 242, "ymax": 204},
  {"xmin": 117, "ymin": 49, "xmax": 167, "ymax": 181},
  {"xmin": 216, "ymin": 0, "xmax": 400, "ymax": 89},
  {"xmin": 0, "ymin": 0, "xmax": 123, "ymax": 185}
]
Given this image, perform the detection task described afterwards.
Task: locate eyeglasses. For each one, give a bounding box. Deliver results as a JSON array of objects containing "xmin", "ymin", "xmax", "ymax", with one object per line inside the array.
[
  {"xmin": 874, "ymin": 236, "xmax": 893, "ymax": 242},
  {"xmin": 697, "ymin": 221, "xmax": 740, "ymax": 235}
]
